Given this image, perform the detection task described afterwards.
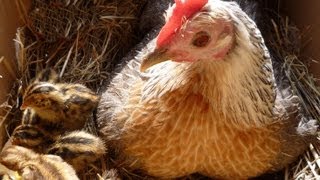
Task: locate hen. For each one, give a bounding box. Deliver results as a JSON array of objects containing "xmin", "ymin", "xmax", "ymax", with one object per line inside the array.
[{"xmin": 97, "ymin": 0, "xmax": 318, "ymax": 179}]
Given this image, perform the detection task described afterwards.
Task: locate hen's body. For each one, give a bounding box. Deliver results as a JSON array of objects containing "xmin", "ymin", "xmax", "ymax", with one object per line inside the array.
[
  {"xmin": 98, "ymin": 55, "xmax": 311, "ymax": 178},
  {"xmin": 97, "ymin": 0, "xmax": 317, "ymax": 178}
]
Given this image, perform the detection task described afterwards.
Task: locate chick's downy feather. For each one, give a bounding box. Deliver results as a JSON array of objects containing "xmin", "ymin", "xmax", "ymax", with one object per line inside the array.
[
  {"xmin": 0, "ymin": 146, "xmax": 79, "ymax": 180},
  {"xmin": 97, "ymin": 0, "xmax": 317, "ymax": 178}
]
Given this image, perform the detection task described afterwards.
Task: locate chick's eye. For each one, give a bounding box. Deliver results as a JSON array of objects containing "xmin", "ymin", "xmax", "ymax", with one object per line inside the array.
[
  {"xmin": 192, "ymin": 31, "xmax": 211, "ymax": 47},
  {"xmin": 36, "ymin": 100, "xmax": 42, "ymax": 105}
]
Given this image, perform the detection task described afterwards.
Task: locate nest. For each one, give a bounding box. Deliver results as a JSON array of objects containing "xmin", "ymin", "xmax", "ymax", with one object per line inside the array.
[
  {"xmin": 267, "ymin": 17, "xmax": 320, "ymax": 179},
  {"xmin": 0, "ymin": 0, "xmax": 319, "ymax": 179},
  {"xmin": 14, "ymin": 0, "xmax": 147, "ymax": 89}
]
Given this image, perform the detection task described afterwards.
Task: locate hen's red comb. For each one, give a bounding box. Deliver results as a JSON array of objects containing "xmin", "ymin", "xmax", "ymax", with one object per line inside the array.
[{"xmin": 156, "ymin": 0, "xmax": 208, "ymax": 48}]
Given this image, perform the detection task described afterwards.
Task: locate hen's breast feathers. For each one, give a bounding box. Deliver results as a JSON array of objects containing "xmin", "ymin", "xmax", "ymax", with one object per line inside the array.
[{"xmin": 98, "ymin": 50, "xmax": 284, "ymax": 178}]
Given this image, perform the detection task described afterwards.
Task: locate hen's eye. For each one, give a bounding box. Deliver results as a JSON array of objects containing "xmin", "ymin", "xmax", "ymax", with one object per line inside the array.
[{"xmin": 192, "ymin": 31, "xmax": 211, "ymax": 47}]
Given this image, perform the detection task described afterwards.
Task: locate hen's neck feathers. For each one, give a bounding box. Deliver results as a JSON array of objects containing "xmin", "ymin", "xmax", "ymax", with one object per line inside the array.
[{"xmin": 141, "ymin": 1, "xmax": 277, "ymax": 128}]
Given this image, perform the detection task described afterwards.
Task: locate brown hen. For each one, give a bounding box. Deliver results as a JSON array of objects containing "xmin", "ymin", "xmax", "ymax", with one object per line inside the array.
[{"xmin": 97, "ymin": 0, "xmax": 318, "ymax": 179}]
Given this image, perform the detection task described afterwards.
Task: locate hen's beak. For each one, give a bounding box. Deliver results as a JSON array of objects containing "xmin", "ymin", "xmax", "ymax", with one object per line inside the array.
[{"xmin": 140, "ymin": 48, "xmax": 170, "ymax": 72}]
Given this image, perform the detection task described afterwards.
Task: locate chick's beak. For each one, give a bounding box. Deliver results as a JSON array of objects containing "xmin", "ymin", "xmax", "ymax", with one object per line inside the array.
[
  {"xmin": 20, "ymin": 102, "xmax": 28, "ymax": 110},
  {"xmin": 140, "ymin": 48, "xmax": 171, "ymax": 72}
]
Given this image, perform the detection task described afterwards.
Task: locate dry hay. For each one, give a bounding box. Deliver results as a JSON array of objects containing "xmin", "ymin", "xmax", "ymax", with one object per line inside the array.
[
  {"xmin": 268, "ymin": 17, "xmax": 320, "ymax": 123},
  {"xmin": 14, "ymin": 0, "xmax": 146, "ymax": 89},
  {"xmin": 267, "ymin": 17, "xmax": 320, "ymax": 180},
  {"xmin": 0, "ymin": 0, "xmax": 319, "ymax": 179}
]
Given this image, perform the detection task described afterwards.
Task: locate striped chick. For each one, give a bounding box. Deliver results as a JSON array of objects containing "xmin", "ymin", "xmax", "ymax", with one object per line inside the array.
[
  {"xmin": 47, "ymin": 131, "xmax": 106, "ymax": 172},
  {"xmin": 0, "ymin": 145, "xmax": 79, "ymax": 180},
  {"xmin": 20, "ymin": 82, "xmax": 99, "ymax": 132}
]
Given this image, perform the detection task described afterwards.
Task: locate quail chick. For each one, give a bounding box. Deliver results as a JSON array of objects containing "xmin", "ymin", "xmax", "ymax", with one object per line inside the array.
[
  {"xmin": 0, "ymin": 163, "xmax": 21, "ymax": 180},
  {"xmin": 47, "ymin": 131, "xmax": 106, "ymax": 172},
  {"xmin": 0, "ymin": 145, "xmax": 79, "ymax": 180},
  {"xmin": 10, "ymin": 107, "xmax": 63, "ymax": 153},
  {"xmin": 20, "ymin": 107, "xmax": 39, "ymax": 125},
  {"xmin": 21, "ymin": 107, "xmax": 64, "ymax": 136},
  {"xmin": 11, "ymin": 124, "xmax": 55, "ymax": 153},
  {"xmin": 20, "ymin": 81, "xmax": 100, "ymax": 132}
]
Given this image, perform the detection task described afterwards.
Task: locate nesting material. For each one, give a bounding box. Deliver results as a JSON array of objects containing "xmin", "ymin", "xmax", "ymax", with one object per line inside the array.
[
  {"xmin": 14, "ymin": 0, "xmax": 147, "ymax": 89},
  {"xmin": 267, "ymin": 17, "xmax": 320, "ymax": 179},
  {"xmin": 268, "ymin": 17, "xmax": 320, "ymax": 122}
]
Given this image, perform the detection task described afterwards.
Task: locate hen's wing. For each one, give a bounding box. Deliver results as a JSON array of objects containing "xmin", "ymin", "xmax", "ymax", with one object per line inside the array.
[{"xmin": 97, "ymin": 27, "xmax": 160, "ymax": 143}]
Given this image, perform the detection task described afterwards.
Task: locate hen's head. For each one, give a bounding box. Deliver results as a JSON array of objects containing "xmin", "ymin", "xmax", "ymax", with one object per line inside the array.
[{"xmin": 141, "ymin": 0, "xmax": 268, "ymax": 71}]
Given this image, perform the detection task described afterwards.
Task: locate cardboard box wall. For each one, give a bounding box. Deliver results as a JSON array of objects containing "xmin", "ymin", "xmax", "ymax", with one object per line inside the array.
[
  {"xmin": 283, "ymin": 0, "xmax": 320, "ymax": 80},
  {"xmin": 0, "ymin": 0, "xmax": 20, "ymax": 104},
  {"xmin": 0, "ymin": 0, "xmax": 30, "ymax": 147}
]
